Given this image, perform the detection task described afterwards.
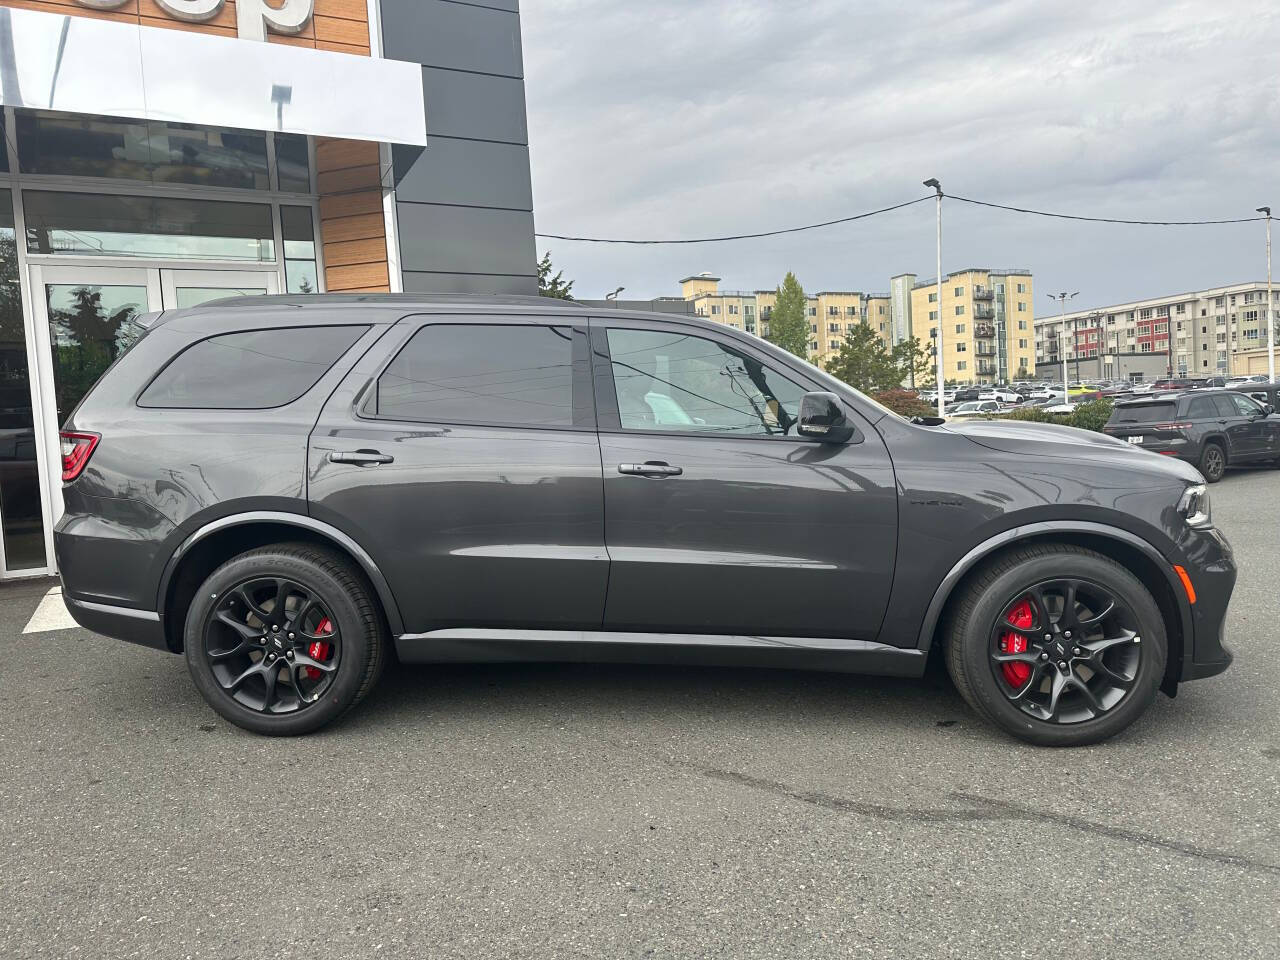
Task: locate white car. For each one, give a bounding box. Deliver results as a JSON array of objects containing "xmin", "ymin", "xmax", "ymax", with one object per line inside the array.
[
  {"xmin": 1028, "ymin": 388, "xmax": 1064, "ymax": 401},
  {"xmin": 1225, "ymin": 375, "xmax": 1270, "ymax": 388},
  {"xmin": 948, "ymin": 400, "xmax": 1002, "ymax": 418},
  {"xmin": 980, "ymin": 388, "xmax": 1024, "ymax": 403},
  {"xmin": 1041, "ymin": 402, "xmax": 1077, "ymax": 414}
]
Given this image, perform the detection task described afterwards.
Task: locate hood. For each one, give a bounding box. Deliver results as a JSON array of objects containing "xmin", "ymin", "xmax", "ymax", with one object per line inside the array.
[{"xmin": 942, "ymin": 418, "xmax": 1203, "ymax": 483}]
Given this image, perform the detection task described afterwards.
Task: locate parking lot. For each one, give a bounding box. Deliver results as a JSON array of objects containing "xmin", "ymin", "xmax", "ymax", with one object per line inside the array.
[{"xmin": 1, "ymin": 471, "xmax": 1277, "ymax": 960}]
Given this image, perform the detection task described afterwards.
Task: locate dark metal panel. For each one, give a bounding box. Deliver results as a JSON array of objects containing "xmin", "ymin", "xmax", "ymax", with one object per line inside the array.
[
  {"xmin": 419, "ymin": 67, "xmax": 528, "ymax": 144},
  {"xmin": 380, "ymin": 0, "xmax": 524, "ymax": 78},
  {"xmin": 392, "ymin": 138, "xmax": 532, "ymax": 211},
  {"xmin": 396, "ymin": 202, "xmax": 536, "ymax": 277},
  {"xmin": 401, "ymin": 271, "xmax": 537, "ymax": 295}
]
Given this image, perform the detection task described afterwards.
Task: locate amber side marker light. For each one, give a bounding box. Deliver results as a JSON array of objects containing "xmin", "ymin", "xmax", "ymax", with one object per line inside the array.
[{"xmin": 1173, "ymin": 565, "xmax": 1197, "ymax": 605}]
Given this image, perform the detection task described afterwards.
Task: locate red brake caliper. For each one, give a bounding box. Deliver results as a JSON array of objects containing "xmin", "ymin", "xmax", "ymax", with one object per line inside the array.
[
  {"xmin": 306, "ymin": 617, "xmax": 333, "ymax": 681},
  {"xmin": 999, "ymin": 599, "xmax": 1034, "ymax": 688}
]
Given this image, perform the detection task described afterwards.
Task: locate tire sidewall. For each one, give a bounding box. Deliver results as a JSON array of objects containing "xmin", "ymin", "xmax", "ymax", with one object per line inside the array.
[
  {"xmin": 958, "ymin": 553, "xmax": 1166, "ymax": 747},
  {"xmin": 184, "ymin": 550, "xmax": 372, "ymax": 736},
  {"xmin": 1200, "ymin": 443, "xmax": 1225, "ymax": 482}
]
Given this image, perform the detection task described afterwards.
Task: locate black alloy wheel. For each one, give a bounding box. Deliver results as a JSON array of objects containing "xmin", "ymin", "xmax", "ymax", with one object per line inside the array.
[
  {"xmin": 204, "ymin": 576, "xmax": 341, "ymax": 714},
  {"xmin": 990, "ymin": 579, "xmax": 1141, "ymax": 724},
  {"xmin": 945, "ymin": 544, "xmax": 1166, "ymax": 747},
  {"xmin": 184, "ymin": 543, "xmax": 388, "ymax": 736}
]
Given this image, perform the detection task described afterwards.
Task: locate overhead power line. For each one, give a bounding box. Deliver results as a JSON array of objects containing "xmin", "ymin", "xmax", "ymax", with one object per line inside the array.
[
  {"xmin": 534, "ymin": 193, "xmax": 1267, "ymax": 245},
  {"xmin": 947, "ymin": 194, "xmax": 1267, "ymax": 226},
  {"xmin": 534, "ymin": 195, "xmax": 933, "ymax": 244}
]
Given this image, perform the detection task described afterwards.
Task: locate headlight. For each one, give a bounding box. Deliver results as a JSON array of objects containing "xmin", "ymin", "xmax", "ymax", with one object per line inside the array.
[{"xmin": 1178, "ymin": 483, "xmax": 1212, "ymax": 528}]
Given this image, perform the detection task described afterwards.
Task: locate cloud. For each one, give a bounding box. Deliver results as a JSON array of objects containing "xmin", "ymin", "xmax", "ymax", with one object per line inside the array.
[{"xmin": 521, "ymin": 0, "xmax": 1280, "ymax": 309}]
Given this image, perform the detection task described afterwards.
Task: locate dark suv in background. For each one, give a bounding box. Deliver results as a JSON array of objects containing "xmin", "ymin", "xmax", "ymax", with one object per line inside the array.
[
  {"xmin": 1103, "ymin": 389, "xmax": 1280, "ymax": 481},
  {"xmin": 55, "ymin": 295, "xmax": 1235, "ymax": 746}
]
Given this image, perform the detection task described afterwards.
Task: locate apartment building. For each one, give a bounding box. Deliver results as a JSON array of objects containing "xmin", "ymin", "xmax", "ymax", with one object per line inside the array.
[
  {"xmin": 1033, "ymin": 281, "xmax": 1280, "ymax": 378},
  {"xmin": 905, "ymin": 268, "xmax": 1036, "ymax": 385},
  {"xmin": 678, "ymin": 274, "xmax": 891, "ymax": 366}
]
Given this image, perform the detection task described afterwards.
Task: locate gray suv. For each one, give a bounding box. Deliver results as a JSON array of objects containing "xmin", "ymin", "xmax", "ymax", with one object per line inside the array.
[{"xmin": 55, "ymin": 295, "xmax": 1236, "ymax": 745}]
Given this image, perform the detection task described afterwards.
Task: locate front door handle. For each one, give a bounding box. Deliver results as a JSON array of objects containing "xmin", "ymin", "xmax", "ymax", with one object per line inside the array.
[
  {"xmin": 329, "ymin": 449, "xmax": 394, "ymax": 466},
  {"xmin": 618, "ymin": 461, "xmax": 682, "ymax": 477}
]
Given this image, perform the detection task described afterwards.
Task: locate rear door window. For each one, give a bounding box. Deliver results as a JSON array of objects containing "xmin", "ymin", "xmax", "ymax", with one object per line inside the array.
[
  {"xmin": 139, "ymin": 325, "xmax": 367, "ymax": 408},
  {"xmin": 1211, "ymin": 395, "xmax": 1239, "ymax": 418},
  {"xmin": 1110, "ymin": 401, "xmax": 1175, "ymax": 424},
  {"xmin": 1185, "ymin": 396, "xmax": 1217, "ymax": 420},
  {"xmin": 372, "ymin": 323, "xmax": 588, "ymax": 427}
]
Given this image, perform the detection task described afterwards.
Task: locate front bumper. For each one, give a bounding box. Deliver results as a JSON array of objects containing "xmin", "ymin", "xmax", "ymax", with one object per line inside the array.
[
  {"xmin": 1179, "ymin": 525, "xmax": 1235, "ymax": 682},
  {"xmin": 62, "ymin": 590, "xmax": 167, "ymax": 651}
]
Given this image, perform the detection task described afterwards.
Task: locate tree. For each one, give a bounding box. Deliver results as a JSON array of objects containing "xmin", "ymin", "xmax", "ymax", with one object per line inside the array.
[
  {"xmin": 537, "ymin": 250, "xmax": 575, "ymax": 300},
  {"xmin": 895, "ymin": 335, "xmax": 934, "ymax": 389},
  {"xmin": 824, "ymin": 323, "xmax": 932, "ymax": 394},
  {"xmin": 766, "ymin": 272, "xmax": 809, "ymax": 359}
]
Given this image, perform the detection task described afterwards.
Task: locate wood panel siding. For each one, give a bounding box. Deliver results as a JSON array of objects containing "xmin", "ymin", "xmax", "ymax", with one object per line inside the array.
[{"xmin": 2, "ymin": 0, "xmax": 391, "ymax": 293}]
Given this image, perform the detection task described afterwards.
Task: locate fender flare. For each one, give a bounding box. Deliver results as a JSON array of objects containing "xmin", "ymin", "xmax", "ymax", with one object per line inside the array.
[
  {"xmin": 157, "ymin": 511, "xmax": 405, "ymax": 636},
  {"xmin": 915, "ymin": 520, "xmax": 1192, "ymax": 664}
]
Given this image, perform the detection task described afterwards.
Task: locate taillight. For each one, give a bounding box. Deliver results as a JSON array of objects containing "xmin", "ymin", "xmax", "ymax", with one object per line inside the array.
[
  {"xmin": 60, "ymin": 431, "xmax": 99, "ymax": 482},
  {"xmin": 1152, "ymin": 422, "xmax": 1192, "ymax": 431}
]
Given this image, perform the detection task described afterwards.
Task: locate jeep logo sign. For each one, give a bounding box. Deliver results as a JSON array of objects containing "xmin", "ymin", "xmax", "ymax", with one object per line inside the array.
[{"xmin": 75, "ymin": 0, "xmax": 315, "ymax": 42}]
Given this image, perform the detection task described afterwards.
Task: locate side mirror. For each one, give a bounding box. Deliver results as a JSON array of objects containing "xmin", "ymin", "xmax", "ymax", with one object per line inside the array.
[
  {"xmin": 797, "ymin": 391, "xmax": 858, "ymax": 443},
  {"xmin": 1265, "ymin": 403, "xmax": 1275, "ymax": 416}
]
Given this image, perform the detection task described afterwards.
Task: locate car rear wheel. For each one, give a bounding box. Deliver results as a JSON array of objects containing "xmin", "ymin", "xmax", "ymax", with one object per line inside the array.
[
  {"xmin": 1199, "ymin": 442, "xmax": 1226, "ymax": 483},
  {"xmin": 944, "ymin": 544, "xmax": 1166, "ymax": 747},
  {"xmin": 184, "ymin": 543, "xmax": 388, "ymax": 736}
]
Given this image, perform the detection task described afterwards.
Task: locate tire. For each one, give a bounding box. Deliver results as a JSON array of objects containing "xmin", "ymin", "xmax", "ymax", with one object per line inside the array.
[
  {"xmin": 1199, "ymin": 441, "xmax": 1226, "ymax": 483},
  {"xmin": 184, "ymin": 542, "xmax": 389, "ymax": 736},
  {"xmin": 944, "ymin": 544, "xmax": 1167, "ymax": 747}
]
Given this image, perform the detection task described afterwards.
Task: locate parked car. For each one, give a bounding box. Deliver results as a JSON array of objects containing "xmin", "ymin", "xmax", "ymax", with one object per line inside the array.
[
  {"xmin": 1225, "ymin": 374, "xmax": 1271, "ymax": 388},
  {"xmin": 1230, "ymin": 381, "xmax": 1280, "ymax": 411},
  {"xmin": 979, "ymin": 388, "xmax": 1025, "ymax": 404},
  {"xmin": 948, "ymin": 400, "xmax": 1003, "ymax": 418},
  {"xmin": 1102, "ymin": 389, "xmax": 1280, "ymax": 482},
  {"xmin": 952, "ymin": 387, "xmax": 981, "ymax": 403},
  {"xmin": 56, "ymin": 294, "xmax": 1235, "ymax": 746}
]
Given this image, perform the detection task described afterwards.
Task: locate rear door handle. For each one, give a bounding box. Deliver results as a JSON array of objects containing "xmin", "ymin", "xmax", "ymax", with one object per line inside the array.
[
  {"xmin": 618, "ymin": 461, "xmax": 682, "ymax": 477},
  {"xmin": 329, "ymin": 449, "xmax": 394, "ymax": 466}
]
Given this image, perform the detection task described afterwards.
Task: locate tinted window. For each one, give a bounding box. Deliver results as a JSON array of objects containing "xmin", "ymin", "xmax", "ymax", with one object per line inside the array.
[
  {"xmin": 605, "ymin": 328, "xmax": 805, "ymax": 436},
  {"xmin": 375, "ymin": 324, "xmax": 576, "ymax": 426},
  {"xmin": 1228, "ymin": 393, "xmax": 1263, "ymax": 416},
  {"xmin": 139, "ymin": 326, "xmax": 365, "ymax": 408},
  {"xmin": 1110, "ymin": 401, "xmax": 1175, "ymax": 424},
  {"xmin": 1185, "ymin": 396, "xmax": 1218, "ymax": 420},
  {"xmin": 1211, "ymin": 395, "xmax": 1238, "ymax": 418}
]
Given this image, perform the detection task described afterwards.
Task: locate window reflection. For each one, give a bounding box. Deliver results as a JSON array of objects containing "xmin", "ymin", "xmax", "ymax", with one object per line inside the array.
[
  {"xmin": 17, "ymin": 111, "xmax": 273, "ymax": 191},
  {"xmin": 282, "ymin": 206, "xmax": 318, "ymax": 293},
  {"xmin": 23, "ymin": 191, "xmax": 275, "ymax": 261},
  {"xmin": 0, "ymin": 191, "xmax": 46, "ymax": 569}
]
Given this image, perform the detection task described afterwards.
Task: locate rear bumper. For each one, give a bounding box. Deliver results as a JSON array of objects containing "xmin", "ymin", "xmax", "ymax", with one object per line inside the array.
[{"xmin": 62, "ymin": 590, "xmax": 168, "ymax": 652}]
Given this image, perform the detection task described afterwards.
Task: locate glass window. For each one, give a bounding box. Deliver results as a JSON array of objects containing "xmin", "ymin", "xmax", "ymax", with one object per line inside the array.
[
  {"xmin": 139, "ymin": 326, "xmax": 365, "ymax": 409},
  {"xmin": 23, "ymin": 191, "xmax": 274, "ymax": 261},
  {"xmin": 605, "ymin": 327, "xmax": 805, "ymax": 437},
  {"xmin": 17, "ymin": 111, "xmax": 271, "ymax": 191},
  {"xmin": 1110, "ymin": 401, "xmax": 1175, "ymax": 424},
  {"xmin": 46, "ymin": 284, "xmax": 147, "ymax": 425},
  {"xmin": 1228, "ymin": 393, "xmax": 1263, "ymax": 417},
  {"xmin": 1210, "ymin": 394, "xmax": 1239, "ymax": 419},
  {"xmin": 0, "ymin": 191, "xmax": 43, "ymax": 569},
  {"xmin": 1186, "ymin": 396, "xmax": 1217, "ymax": 420},
  {"xmin": 375, "ymin": 324, "xmax": 576, "ymax": 426},
  {"xmin": 282, "ymin": 206, "xmax": 319, "ymax": 293},
  {"xmin": 274, "ymin": 134, "xmax": 312, "ymax": 193}
]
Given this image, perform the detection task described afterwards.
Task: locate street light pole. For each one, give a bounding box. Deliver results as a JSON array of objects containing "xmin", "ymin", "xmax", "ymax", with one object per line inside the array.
[
  {"xmin": 924, "ymin": 178, "xmax": 944, "ymax": 416},
  {"xmin": 1259, "ymin": 207, "xmax": 1274, "ymax": 381},
  {"xmin": 1047, "ymin": 291, "xmax": 1079, "ymax": 400}
]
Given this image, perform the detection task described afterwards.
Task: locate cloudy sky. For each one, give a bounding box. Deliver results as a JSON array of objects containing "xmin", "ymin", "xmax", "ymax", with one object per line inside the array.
[{"xmin": 520, "ymin": 0, "xmax": 1280, "ymax": 310}]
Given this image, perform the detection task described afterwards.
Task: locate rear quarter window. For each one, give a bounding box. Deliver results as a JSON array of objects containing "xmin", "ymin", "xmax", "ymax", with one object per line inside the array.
[
  {"xmin": 1109, "ymin": 401, "xmax": 1176, "ymax": 424},
  {"xmin": 138, "ymin": 325, "xmax": 367, "ymax": 409}
]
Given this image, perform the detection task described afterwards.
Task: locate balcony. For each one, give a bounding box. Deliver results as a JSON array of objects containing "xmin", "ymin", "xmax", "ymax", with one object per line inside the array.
[
  {"xmin": 976, "ymin": 361, "xmax": 997, "ymax": 376},
  {"xmin": 973, "ymin": 286, "xmax": 994, "ymax": 301},
  {"xmin": 973, "ymin": 305, "xmax": 995, "ymax": 321},
  {"xmin": 974, "ymin": 344, "xmax": 997, "ymax": 356},
  {"xmin": 974, "ymin": 323, "xmax": 996, "ymax": 339}
]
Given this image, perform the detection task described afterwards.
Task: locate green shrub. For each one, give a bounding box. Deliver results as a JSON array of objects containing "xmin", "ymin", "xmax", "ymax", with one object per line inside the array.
[
  {"xmin": 1068, "ymin": 398, "xmax": 1114, "ymax": 433},
  {"xmin": 873, "ymin": 388, "xmax": 937, "ymax": 419}
]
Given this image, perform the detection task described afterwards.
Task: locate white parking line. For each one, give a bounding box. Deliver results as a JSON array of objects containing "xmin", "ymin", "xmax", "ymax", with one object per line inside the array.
[{"xmin": 23, "ymin": 587, "xmax": 78, "ymax": 634}]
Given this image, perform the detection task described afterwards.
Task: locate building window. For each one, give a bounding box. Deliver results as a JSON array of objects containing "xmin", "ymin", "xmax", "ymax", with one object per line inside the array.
[
  {"xmin": 828, "ymin": 322, "xmax": 840, "ymax": 333},
  {"xmin": 956, "ymin": 342, "xmax": 967, "ymax": 352},
  {"xmin": 847, "ymin": 306, "xmax": 857, "ymax": 316},
  {"xmin": 929, "ymin": 310, "xmax": 938, "ymax": 321},
  {"xmin": 728, "ymin": 304, "xmax": 738, "ymax": 315},
  {"xmin": 954, "ymin": 286, "xmax": 964, "ymax": 296},
  {"xmin": 955, "ymin": 305, "xmax": 965, "ymax": 316},
  {"xmin": 1017, "ymin": 302, "xmax": 1027, "ymax": 312},
  {"xmin": 809, "ymin": 340, "xmax": 819, "ymax": 352},
  {"xmin": 1139, "ymin": 308, "xmax": 1152, "ymax": 319},
  {"xmin": 1018, "ymin": 320, "xmax": 1027, "ymax": 330},
  {"xmin": 810, "ymin": 323, "xmax": 818, "ymax": 333},
  {"xmin": 955, "ymin": 323, "xmax": 965, "ymax": 334},
  {"xmin": 828, "ymin": 305, "xmax": 839, "ymax": 316},
  {"xmin": 957, "ymin": 360, "xmax": 967, "ymax": 370},
  {"xmin": 928, "ymin": 292, "xmax": 938, "ymax": 302},
  {"xmin": 808, "ymin": 307, "xmax": 816, "ymax": 316},
  {"xmin": 1018, "ymin": 338, "xmax": 1028, "ymax": 348},
  {"xmin": 1176, "ymin": 303, "xmax": 1186, "ymax": 314},
  {"xmin": 281, "ymin": 206, "xmax": 318, "ymax": 293},
  {"xmin": 710, "ymin": 305, "xmax": 720, "ymax": 315},
  {"xmin": 1016, "ymin": 282, "xmax": 1026, "ymax": 293}
]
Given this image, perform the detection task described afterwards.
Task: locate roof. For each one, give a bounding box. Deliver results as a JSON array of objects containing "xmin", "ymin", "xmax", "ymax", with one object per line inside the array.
[{"xmin": 679, "ymin": 274, "xmax": 721, "ymax": 283}]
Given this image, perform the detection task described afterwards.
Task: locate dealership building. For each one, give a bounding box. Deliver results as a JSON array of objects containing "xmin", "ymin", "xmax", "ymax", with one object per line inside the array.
[{"xmin": 0, "ymin": 0, "xmax": 536, "ymax": 578}]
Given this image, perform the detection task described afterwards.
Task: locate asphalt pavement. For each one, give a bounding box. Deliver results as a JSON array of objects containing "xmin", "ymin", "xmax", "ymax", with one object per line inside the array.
[{"xmin": 1, "ymin": 470, "xmax": 1277, "ymax": 959}]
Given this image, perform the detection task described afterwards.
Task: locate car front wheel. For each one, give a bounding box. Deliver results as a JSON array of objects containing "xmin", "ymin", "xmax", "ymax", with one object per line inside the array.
[
  {"xmin": 184, "ymin": 543, "xmax": 389, "ymax": 736},
  {"xmin": 1199, "ymin": 442, "xmax": 1226, "ymax": 483},
  {"xmin": 944, "ymin": 544, "xmax": 1166, "ymax": 747}
]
